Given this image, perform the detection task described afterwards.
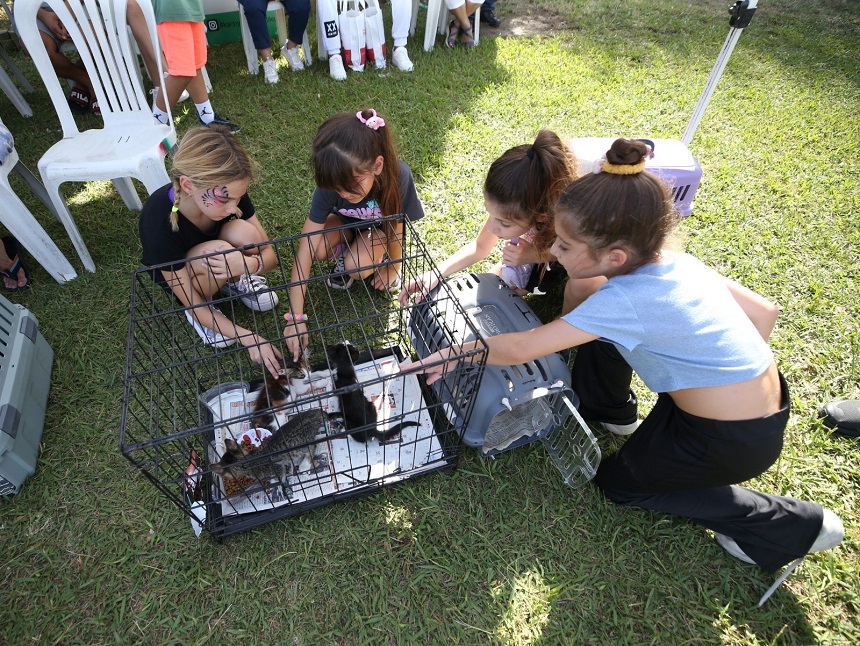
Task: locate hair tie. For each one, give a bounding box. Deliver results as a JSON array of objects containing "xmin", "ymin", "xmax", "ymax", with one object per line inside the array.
[
  {"xmin": 526, "ymin": 146, "xmax": 535, "ymax": 160},
  {"xmin": 168, "ymin": 185, "xmax": 180, "ymax": 212},
  {"xmin": 601, "ymin": 158, "xmax": 647, "ymax": 175},
  {"xmin": 356, "ymin": 109, "xmax": 385, "ymax": 130}
]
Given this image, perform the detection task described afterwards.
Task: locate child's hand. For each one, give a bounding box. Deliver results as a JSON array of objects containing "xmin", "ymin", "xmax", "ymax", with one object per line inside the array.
[
  {"xmin": 400, "ymin": 350, "xmax": 454, "ymax": 385},
  {"xmin": 398, "ymin": 271, "xmax": 439, "ymax": 307},
  {"xmin": 502, "ymin": 238, "xmax": 538, "ymax": 267},
  {"xmin": 284, "ymin": 322, "xmax": 308, "ymax": 363},
  {"xmin": 242, "ymin": 335, "xmax": 284, "ymax": 379},
  {"xmin": 205, "ymin": 248, "xmax": 246, "ymax": 282}
]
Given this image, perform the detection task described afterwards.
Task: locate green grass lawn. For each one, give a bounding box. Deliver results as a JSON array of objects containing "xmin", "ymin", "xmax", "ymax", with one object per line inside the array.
[{"xmin": 1, "ymin": 0, "xmax": 858, "ymax": 643}]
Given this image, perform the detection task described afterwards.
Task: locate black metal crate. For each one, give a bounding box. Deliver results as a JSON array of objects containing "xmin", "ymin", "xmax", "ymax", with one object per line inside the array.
[{"xmin": 119, "ymin": 217, "xmax": 486, "ymax": 538}]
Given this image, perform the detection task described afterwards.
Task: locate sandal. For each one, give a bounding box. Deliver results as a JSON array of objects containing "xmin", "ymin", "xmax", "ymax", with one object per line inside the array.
[
  {"xmin": 91, "ymin": 99, "xmax": 101, "ymax": 117},
  {"xmin": 68, "ymin": 86, "xmax": 90, "ymax": 113},
  {"xmin": 459, "ymin": 24, "xmax": 477, "ymax": 48},
  {"xmin": 0, "ymin": 236, "xmax": 31, "ymax": 292},
  {"xmin": 446, "ymin": 20, "xmax": 461, "ymax": 48}
]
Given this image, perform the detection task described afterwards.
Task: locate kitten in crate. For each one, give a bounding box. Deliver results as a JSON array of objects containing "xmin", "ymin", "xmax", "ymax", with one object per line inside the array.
[
  {"xmin": 211, "ymin": 409, "xmax": 329, "ymax": 498},
  {"xmin": 327, "ymin": 342, "xmax": 419, "ymax": 444},
  {"xmin": 250, "ymin": 352, "xmax": 321, "ymax": 429}
]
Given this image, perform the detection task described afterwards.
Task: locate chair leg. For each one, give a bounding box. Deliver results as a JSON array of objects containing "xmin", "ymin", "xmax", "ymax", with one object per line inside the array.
[
  {"xmin": 410, "ymin": 0, "xmax": 419, "ymax": 36},
  {"xmin": 0, "ymin": 64, "xmax": 33, "ymax": 118},
  {"xmin": 239, "ymin": 5, "xmax": 261, "ymax": 75},
  {"xmin": 36, "ymin": 177, "xmax": 96, "ymax": 273},
  {"xmin": 137, "ymin": 160, "xmax": 171, "ymax": 197},
  {"xmin": 0, "ymin": 180, "xmax": 78, "ymax": 283},
  {"xmin": 424, "ymin": 0, "xmax": 443, "ymax": 51},
  {"xmin": 0, "ymin": 46, "xmax": 34, "ymax": 92},
  {"xmin": 12, "ymin": 161, "xmax": 64, "ymax": 222},
  {"xmin": 112, "ymin": 177, "xmax": 143, "ymax": 211}
]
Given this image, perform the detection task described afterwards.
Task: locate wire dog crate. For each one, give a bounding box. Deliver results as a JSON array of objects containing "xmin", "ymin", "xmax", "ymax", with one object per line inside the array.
[{"xmin": 119, "ymin": 217, "xmax": 486, "ymax": 538}]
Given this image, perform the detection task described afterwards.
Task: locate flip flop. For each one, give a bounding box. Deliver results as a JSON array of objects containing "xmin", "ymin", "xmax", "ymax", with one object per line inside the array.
[
  {"xmin": 0, "ymin": 235, "xmax": 31, "ymax": 292},
  {"xmin": 68, "ymin": 86, "xmax": 90, "ymax": 113}
]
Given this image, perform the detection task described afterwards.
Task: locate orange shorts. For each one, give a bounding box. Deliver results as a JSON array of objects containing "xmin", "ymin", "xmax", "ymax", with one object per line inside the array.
[{"xmin": 157, "ymin": 22, "xmax": 207, "ymax": 77}]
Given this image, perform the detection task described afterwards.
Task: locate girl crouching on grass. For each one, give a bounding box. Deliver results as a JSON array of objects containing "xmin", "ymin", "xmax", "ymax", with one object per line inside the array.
[
  {"xmin": 139, "ymin": 125, "xmax": 283, "ymax": 378},
  {"xmin": 399, "ymin": 130, "xmax": 604, "ymax": 314},
  {"xmin": 407, "ymin": 138, "xmax": 843, "ymax": 601},
  {"xmin": 285, "ymin": 108, "xmax": 424, "ymax": 361}
]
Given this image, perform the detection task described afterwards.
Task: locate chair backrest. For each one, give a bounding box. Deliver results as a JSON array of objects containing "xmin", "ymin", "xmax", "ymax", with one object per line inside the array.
[{"xmin": 13, "ymin": 0, "xmax": 171, "ymax": 138}]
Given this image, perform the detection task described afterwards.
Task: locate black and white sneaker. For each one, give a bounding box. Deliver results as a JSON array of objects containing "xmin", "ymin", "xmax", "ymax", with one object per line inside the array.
[
  {"xmin": 220, "ymin": 274, "xmax": 278, "ymax": 311},
  {"xmin": 326, "ymin": 255, "xmax": 354, "ymax": 290}
]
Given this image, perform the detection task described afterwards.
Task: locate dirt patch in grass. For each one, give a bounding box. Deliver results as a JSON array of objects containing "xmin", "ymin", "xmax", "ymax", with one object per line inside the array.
[{"xmin": 482, "ymin": 1, "xmax": 573, "ymax": 38}]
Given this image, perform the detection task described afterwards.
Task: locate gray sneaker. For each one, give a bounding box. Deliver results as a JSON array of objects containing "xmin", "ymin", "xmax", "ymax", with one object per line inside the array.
[{"xmin": 220, "ymin": 274, "xmax": 279, "ymax": 311}]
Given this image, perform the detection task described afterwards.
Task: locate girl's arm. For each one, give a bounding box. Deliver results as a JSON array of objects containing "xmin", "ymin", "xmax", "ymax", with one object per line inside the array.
[
  {"xmin": 405, "ymin": 319, "xmax": 599, "ymax": 385},
  {"xmin": 398, "ymin": 218, "xmax": 499, "ymax": 306},
  {"xmin": 163, "ymin": 265, "xmax": 284, "ymax": 378},
  {"xmin": 285, "ymin": 218, "xmax": 327, "ymax": 360},
  {"xmin": 724, "ymin": 278, "xmax": 779, "ymax": 341}
]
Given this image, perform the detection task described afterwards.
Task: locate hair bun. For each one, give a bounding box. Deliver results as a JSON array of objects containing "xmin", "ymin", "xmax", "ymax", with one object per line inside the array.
[{"xmin": 606, "ymin": 138, "xmax": 650, "ymax": 166}]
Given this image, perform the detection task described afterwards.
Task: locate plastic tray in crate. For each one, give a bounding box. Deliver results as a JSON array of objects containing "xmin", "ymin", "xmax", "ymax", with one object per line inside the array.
[
  {"xmin": 120, "ymin": 217, "xmax": 487, "ymax": 537},
  {"xmin": 0, "ymin": 296, "xmax": 54, "ymax": 495}
]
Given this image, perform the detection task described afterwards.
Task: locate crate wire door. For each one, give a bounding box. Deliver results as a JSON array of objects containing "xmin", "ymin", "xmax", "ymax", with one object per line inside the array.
[{"xmin": 119, "ymin": 217, "xmax": 487, "ymax": 538}]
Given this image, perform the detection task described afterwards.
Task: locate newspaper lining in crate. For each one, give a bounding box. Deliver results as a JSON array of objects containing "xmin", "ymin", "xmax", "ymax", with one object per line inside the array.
[{"xmin": 200, "ymin": 353, "xmax": 443, "ymax": 516}]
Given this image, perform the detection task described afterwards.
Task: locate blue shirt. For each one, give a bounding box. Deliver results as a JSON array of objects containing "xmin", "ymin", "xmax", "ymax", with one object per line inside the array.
[{"xmin": 562, "ymin": 251, "xmax": 774, "ymax": 393}]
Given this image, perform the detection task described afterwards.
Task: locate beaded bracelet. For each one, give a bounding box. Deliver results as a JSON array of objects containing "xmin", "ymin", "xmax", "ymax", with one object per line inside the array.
[{"xmin": 284, "ymin": 313, "xmax": 308, "ymax": 323}]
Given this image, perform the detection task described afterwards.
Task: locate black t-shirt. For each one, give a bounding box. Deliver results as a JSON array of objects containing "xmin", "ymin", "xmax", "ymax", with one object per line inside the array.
[
  {"xmin": 308, "ymin": 160, "xmax": 424, "ymax": 225},
  {"xmin": 139, "ymin": 184, "xmax": 255, "ymax": 280}
]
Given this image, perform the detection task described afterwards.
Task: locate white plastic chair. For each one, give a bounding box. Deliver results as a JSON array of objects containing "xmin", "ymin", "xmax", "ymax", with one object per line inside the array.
[
  {"xmin": 238, "ymin": 1, "xmax": 312, "ymax": 75},
  {"xmin": 14, "ymin": 0, "xmax": 174, "ymax": 273},
  {"xmin": 423, "ymin": 0, "xmax": 480, "ymax": 51},
  {"xmin": 0, "ymin": 118, "xmax": 78, "ymax": 284}
]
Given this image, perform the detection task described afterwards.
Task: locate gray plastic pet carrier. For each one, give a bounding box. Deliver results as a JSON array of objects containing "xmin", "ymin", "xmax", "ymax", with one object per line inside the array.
[
  {"xmin": 0, "ymin": 296, "xmax": 54, "ymax": 495},
  {"xmin": 408, "ymin": 273, "xmax": 600, "ymax": 486}
]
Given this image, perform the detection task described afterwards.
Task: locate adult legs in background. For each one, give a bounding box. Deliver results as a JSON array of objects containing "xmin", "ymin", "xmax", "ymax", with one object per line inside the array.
[
  {"xmin": 317, "ymin": 0, "xmax": 347, "ymax": 79},
  {"xmin": 153, "ymin": 21, "xmax": 240, "ymax": 133},
  {"xmin": 390, "ymin": 0, "xmax": 414, "ymax": 71},
  {"xmin": 444, "ymin": 0, "xmax": 484, "ymax": 47},
  {"xmin": 480, "ymin": 0, "xmax": 501, "ymax": 27}
]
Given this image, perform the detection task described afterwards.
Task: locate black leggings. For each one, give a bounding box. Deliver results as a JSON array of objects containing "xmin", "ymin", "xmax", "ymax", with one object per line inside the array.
[{"xmin": 574, "ymin": 341, "xmax": 824, "ymax": 572}]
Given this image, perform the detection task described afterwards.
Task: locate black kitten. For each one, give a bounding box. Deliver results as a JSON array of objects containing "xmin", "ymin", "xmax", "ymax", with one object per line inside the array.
[{"xmin": 326, "ymin": 342, "xmax": 418, "ymax": 444}]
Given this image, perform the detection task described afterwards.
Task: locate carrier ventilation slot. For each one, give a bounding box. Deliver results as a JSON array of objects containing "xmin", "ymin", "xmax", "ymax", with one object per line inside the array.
[{"xmin": 671, "ymin": 185, "xmax": 691, "ymax": 202}]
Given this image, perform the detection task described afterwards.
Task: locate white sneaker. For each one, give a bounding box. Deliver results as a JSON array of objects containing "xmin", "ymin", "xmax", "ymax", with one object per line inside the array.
[
  {"xmin": 184, "ymin": 309, "xmax": 237, "ymax": 348},
  {"xmin": 328, "ymin": 54, "xmax": 347, "ymax": 81},
  {"xmin": 716, "ymin": 508, "xmax": 845, "ymax": 564},
  {"xmin": 715, "ymin": 509, "xmax": 845, "ymax": 606},
  {"xmin": 220, "ymin": 274, "xmax": 279, "ymax": 311},
  {"xmin": 601, "ymin": 420, "xmax": 640, "ymax": 436},
  {"xmin": 282, "ymin": 45, "xmax": 304, "ymax": 71},
  {"xmin": 262, "ymin": 57, "xmax": 279, "ymax": 84},
  {"xmin": 392, "ymin": 46, "xmax": 414, "ymax": 72}
]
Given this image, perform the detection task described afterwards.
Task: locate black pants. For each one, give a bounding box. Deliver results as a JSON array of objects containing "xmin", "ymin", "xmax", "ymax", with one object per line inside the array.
[{"xmin": 574, "ymin": 341, "xmax": 824, "ymax": 572}]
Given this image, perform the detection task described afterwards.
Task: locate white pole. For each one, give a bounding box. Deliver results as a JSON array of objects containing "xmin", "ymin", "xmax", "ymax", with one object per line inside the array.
[{"xmin": 682, "ymin": 0, "xmax": 758, "ymax": 147}]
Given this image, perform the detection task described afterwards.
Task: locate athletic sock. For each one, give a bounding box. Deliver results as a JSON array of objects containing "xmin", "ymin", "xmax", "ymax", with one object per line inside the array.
[{"xmin": 196, "ymin": 101, "xmax": 215, "ymax": 124}]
